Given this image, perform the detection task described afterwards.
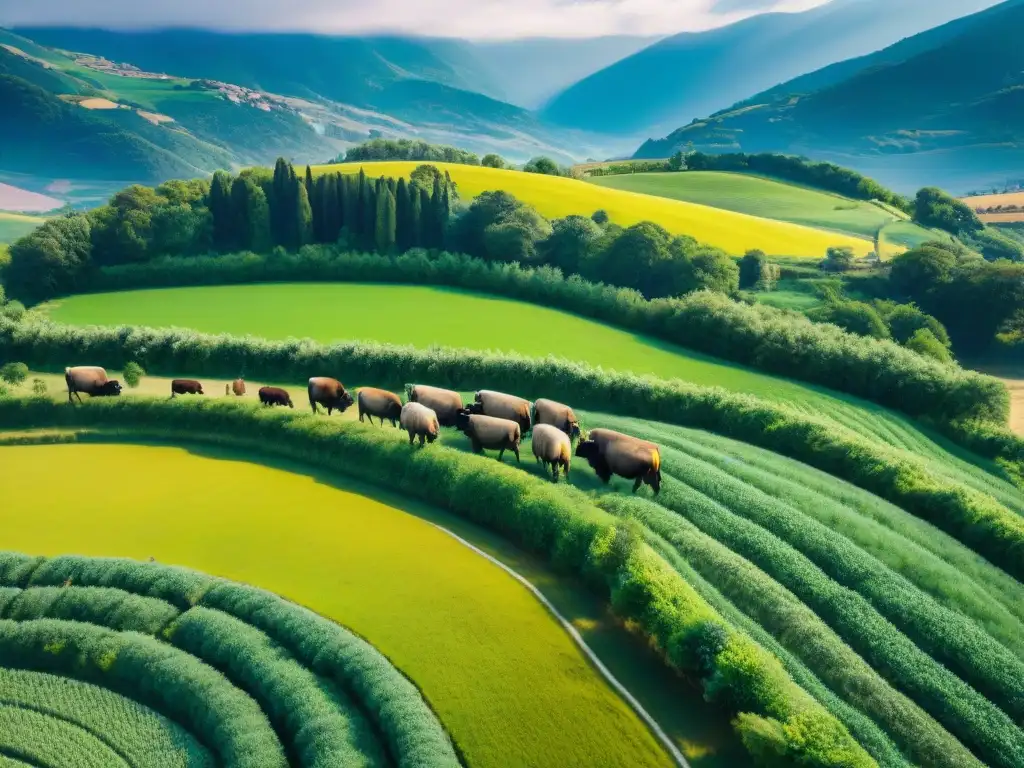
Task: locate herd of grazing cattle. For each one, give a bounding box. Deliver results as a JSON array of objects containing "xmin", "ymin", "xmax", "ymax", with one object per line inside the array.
[{"xmin": 63, "ymin": 366, "xmax": 662, "ymax": 493}]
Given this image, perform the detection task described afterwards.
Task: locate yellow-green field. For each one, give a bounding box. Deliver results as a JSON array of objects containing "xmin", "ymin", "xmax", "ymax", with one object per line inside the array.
[
  {"xmin": 0, "ymin": 212, "xmax": 46, "ymax": 244},
  {"xmin": 311, "ymin": 161, "xmax": 873, "ymax": 259},
  {"xmin": 0, "ymin": 442, "xmax": 678, "ymax": 768}
]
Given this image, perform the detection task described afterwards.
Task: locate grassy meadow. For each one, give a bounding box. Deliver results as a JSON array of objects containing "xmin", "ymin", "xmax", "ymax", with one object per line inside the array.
[
  {"xmin": 0, "ymin": 212, "xmax": 47, "ymax": 245},
  {"xmin": 312, "ymin": 161, "xmax": 874, "ymax": 258},
  {"xmin": 0, "ymin": 441, "xmax": 682, "ymax": 768},
  {"xmin": 878, "ymin": 220, "xmax": 951, "ymax": 259},
  {"xmin": 589, "ymin": 171, "xmax": 892, "ymax": 239}
]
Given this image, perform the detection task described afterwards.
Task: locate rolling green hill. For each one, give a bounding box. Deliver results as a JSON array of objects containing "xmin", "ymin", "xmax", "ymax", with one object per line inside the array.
[{"xmin": 637, "ymin": 0, "xmax": 1024, "ymax": 193}]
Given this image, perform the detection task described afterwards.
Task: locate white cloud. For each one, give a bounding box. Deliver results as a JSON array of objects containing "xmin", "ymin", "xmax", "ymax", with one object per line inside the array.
[{"xmin": 0, "ymin": 0, "xmax": 833, "ymax": 39}]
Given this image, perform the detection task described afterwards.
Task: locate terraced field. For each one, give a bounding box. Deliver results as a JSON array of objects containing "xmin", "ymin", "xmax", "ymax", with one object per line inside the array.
[
  {"xmin": 0, "ymin": 442, "xmax": 690, "ymax": 768},
  {"xmin": 310, "ymin": 161, "xmax": 874, "ymax": 258},
  {"xmin": 588, "ymin": 171, "xmax": 891, "ymax": 239}
]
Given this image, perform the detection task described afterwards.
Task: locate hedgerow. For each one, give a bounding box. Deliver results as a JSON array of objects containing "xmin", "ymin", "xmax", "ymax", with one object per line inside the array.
[
  {"xmin": 0, "ymin": 617, "xmax": 286, "ymax": 767},
  {"xmin": 0, "ymin": 396, "xmax": 875, "ymax": 768},
  {"xmin": 3, "ymin": 317, "xmax": 1020, "ymax": 579},
  {"xmin": 649, "ymin": 474, "xmax": 1023, "ymax": 768},
  {"xmin": 601, "ymin": 494, "xmax": 980, "ymax": 768},
  {"xmin": 84, "ymin": 247, "xmax": 1009, "ymax": 424},
  {"xmin": 3, "ymin": 554, "xmax": 461, "ymax": 768}
]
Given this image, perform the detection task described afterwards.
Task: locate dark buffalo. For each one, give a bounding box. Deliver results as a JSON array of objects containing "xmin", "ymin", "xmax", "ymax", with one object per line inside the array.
[
  {"xmin": 358, "ymin": 387, "xmax": 403, "ymax": 427},
  {"xmin": 575, "ymin": 428, "xmax": 661, "ymax": 494},
  {"xmin": 308, "ymin": 377, "xmax": 355, "ymax": 416},
  {"xmin": 65, "ymin": 366, "xmax": 122, "ymax": 404},
  {"xmin": 259, "ymin": 386, "xmax": 293, "ymax": 408},
  {"xmin": 171, "ymin": 379, "xmax": 204, "ymax": 397}
]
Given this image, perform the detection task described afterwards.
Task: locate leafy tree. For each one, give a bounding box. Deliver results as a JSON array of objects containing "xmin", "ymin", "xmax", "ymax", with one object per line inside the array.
[
  {"xmin": 481, "ymin": 154, "xmax": 506, "ymax": 169},
  {"xmin": 1, "ymin": 300, "xmax": 25, "ymax": 321},
  {"xmin": 884, "ymin": 303, "xmax": 951, "ymax": 348},
  {"xmin": 594, "ymin": 221, "xmax": 673, "ymax": 299},
  {"xmin": 668, "ymin": 151, "xmax": 687, "ymax": 171},
  {"xmin": 678, "ymin": 245, "xmax": 740, "ymax": 295},
  {"xmin": 482, "ymin": 207, "xmax": 552, "ymax": 263},
  {"xmin": 342, "ymin": 138, "xmax": 479, "ymax": 165},
  {"xmin": 889, "ymin": 244, "xmax": 957, "ymax": 297},
  {"xmin": 230, "ymin": 176, "xmax": 271, "ymax": 252},
  {"xmin": 122, "ymin": 362, "xmax": 145, "ymax": 388},
  {"xmin": 5, "ymin": 214, "xmax": 93, "ymax": 304},
  {"xmin": 523, "ymin": 156, "xmax": 562, "ymax": 176},
  {"xmin": 809, "ymin": 301, "xmax": 890, "ymax": 339},
  {"xmin": 913, "ymin": 187, "xmax": 982, "ymax": 236},
  {"xmin": 539, "ymin": 215, "xmax": 603, "ymax": 275},
  {"xmin": 375, "ymin": 186, "xmax": 397, "ymax": 252},
  {"xmin": 410, "ymin": 164, "xmax": 443, "ymax": 192},
  {"xmin": 965, "ymin": 227, "xmax": 1024, "ymax": 261},
  {"xmin": 149, "ymin": 203, "xmax": 211, "ymax": 256},
  {"xmin": 0, "ymin": 362, "xmax": 28, "ymax": 386},
  {"xmin": 591, "ymin": 210, "xmax": 610, "ymax": 226},
  {"xmin": 739, "ymin": 250, "xmax": 767, "ymax": 289},
  {"xmin": 821, "ymin": 246, "xmax": 855, "ymax": 273},
  {"xmin": 455, "ymin": 190, "xmax": 536, "ymax": 259},
  {"xmin": 905, "ymin": 328, "xmax": 953, "ymax": 363}
]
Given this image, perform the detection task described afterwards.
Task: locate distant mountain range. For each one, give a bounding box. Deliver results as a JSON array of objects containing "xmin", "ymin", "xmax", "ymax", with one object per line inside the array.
[
  {"xmin": 540, "ymin": 0, "xmax": 1003, "ymax": 137},
  {"xmin": 634, "ymin": 0, "xmax": 1024, "ymax": 193}
]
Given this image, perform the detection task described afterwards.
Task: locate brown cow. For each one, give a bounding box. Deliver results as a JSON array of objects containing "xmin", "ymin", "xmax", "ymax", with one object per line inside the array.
[
  {"xmin": 231, "ymin": 378, "xmax": 246, "ymax": 396},
  {"xmin": 259, "ymin": 386, "xmax": 293, "ymax": 408},
  {"xmin": 532, "ymin": 398, "xmax": 581, "ymax": 441},
  {"xmin": 308, "ymin": 377, "xmax": 355, "ymax": 416},
  {"xmin": 455, "ymin": 410, "xmax": 521, "ymax": 462},
  {"xmin": 65, "ymin": 366, "xmax": 122, "ymax": 404},
  {"xmin": 575, "ymin": 428, "xmax": 661, "ymax": 494},
  {"xmin": 358, "ymin": 387, "xmax": 402, "ymax": 427},
  {"xmin": 171, "ymin": 379, "xmax": 204, "ymax": 397},
  {"xmin": 407, "ymin": 384, "xmax": 463, "ymax": 427},
  {"xmin": 468, "ymin": 390, "xmax": 532, "ymax": 433}
]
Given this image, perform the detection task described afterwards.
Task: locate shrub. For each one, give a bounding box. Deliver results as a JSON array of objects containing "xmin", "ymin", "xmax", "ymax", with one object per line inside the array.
[
  {"xmin": 808, "ymin": 302, "xmax": 890, "ymax": 339},
  {"xmin": 122, "ymin": 361, "xmax": 145, "ymax": 389},
  {"xmin": 77, "ymin": 249, "xmax": 1007, "ymax": 424},
  {"xmin": 0, "ymin": 361, "xmax": 28, "ymax": 386},
  {"xmin": 591, "ymin": 210, "xmax": 609, "ymax": 225},
  {"xmin": 905, "ymin": 329, "xmax": 952, "ymax": 363},
  {"xmin": 821, "ymin": 246, "xmax": 855, "ymax": 273},
  {"xmin": 1, "ymin": 300, "xmax": 25, "ymax": 321},
  {"xmin": 30, "ymin": 378, "xmax": 47, "ymax": 396}
]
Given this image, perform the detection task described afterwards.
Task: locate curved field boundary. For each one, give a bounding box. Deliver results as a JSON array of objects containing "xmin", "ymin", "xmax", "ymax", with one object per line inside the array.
[
  {"xmin": 0, "ymin": 400, "xmax": 875, "ymax": 768},
  {"xmin": 311, "ymin": 161, "xmax": 874, "ymax": 258},
  {"xmin": 3, "ymin": 322, "xmax": 1019, "ymax": 579},
  {"xmin": 424, "ymin": 522, "xmax": 690, "ymax": 768}
]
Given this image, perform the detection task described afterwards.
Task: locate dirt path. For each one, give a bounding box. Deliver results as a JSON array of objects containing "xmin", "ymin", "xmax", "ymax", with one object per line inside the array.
[{"xmin": 1003, "ymin": 377, "xmax": 1024, "ymax": 435}]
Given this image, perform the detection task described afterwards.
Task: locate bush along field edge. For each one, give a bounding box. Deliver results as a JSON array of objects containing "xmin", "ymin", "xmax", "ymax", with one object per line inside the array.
[
  {"xmin": 1, "ymin": 317, "xmax": 1020, "ymax": 579},
  {"xmin": 0, "ymin": 396, "xmax": 877, "ymax": 768},
  {"xmin": 79, "ymin": 247, "xmax": 1010, "ymax": 426}
]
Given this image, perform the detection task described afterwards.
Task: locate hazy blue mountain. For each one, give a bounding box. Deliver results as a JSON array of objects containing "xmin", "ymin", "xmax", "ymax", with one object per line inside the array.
[
  {"xmin": 635, "ymin": 0, "xmax": 1024, "ymax": 193},
  {"xmin": 540, "ymin": 0, "xmax": 1003, "ymax": 136}
]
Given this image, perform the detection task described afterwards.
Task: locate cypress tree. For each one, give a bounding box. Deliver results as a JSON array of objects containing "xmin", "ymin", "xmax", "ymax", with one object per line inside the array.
[
  {"xmin": 343, "ymin": 174, "xmax": 358, "ymax": 238},
  {"xmin": 395, "ymin": 178, "xmax": 412, "ymax": 252},
  {"xmin": 361, "ymin": 183, "xmax": 377, "ymax": 249},
  {"xmin": 271, "ymin": 158, "xmax": 291, "ymax": 247},
  {"xmin": 429, "ymin": 176, "xmax": 445, "ymax": 248},
  {"xmin": 293, "ymin": 174, "xmax": 313, "ymax": 248},
  {"xmin": 305, "ymin": 165, "xmax": 313, "ymax": 196},
  {"xmin": 375, "ymin": 187, "xmax": 397, "ymax": 253},
  {"xmin": 355, "ymin": 169, "xmax": 369, "ymax": 239},
  {"xmin": 310, "ymin": 175, "xmax": 325, "ymax": 242},
  {"xmin": 231, "ymin": 176, "xmax": 271, "ymax": 252},
  {"xmin": 321, "ymin": 174, "xmax": 338, "ymax": 243},
  {"xmin": 414, "ymin": 187, "xmax": 428, "ymax": 248},
  {"xmin": 208, "ymin": 171, "xmax": 234, "ymax": 252}
]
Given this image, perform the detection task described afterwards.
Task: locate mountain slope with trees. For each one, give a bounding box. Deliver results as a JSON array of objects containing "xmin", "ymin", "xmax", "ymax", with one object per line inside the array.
[
  {"xmin": 540, "ymin": 0, "xmax": 1001, "ymax": 136},
  {"xmin": 636, "ymin": 0, "xmax": 1024, "ymax": 193}
]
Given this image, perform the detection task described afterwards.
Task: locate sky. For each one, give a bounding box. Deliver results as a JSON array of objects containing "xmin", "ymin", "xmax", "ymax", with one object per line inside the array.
[{"xmin": 0, "ymin": 0, "xmax": 834, "ymax": 39}]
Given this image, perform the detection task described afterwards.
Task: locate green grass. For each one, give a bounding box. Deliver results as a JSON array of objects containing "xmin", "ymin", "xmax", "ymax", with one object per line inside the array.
[
  {"xmin": 879, "ymin": 221, "xmax": 951, "ymax": 259},
  {"xmin": 589, "ymin": 171, "xmax": 892, "ymax": 239},
  {"xmin": 0, "ymin": 213, "xmax": 46, "ymax": 245},
  {"xmin": 0, "ymin": 441, "xmax": 688, "ymax": 768},
  {"xmin": 0, "ymin": 668, "xmax": 213, "ymax": 767}
]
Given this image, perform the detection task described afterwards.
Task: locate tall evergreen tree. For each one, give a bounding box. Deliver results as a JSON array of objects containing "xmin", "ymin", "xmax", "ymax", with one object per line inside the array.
[
  {"xmin": 271, "ymin": 158, "xmax": 291, "ymax": 247},
  {"xmin": 361, "ymin": 182, "xmax": 377, "ymax": 249},
  {"xmin": 395, "ymin": 178, "xmax": 412, "ymax": 252},
  {"xmin": 321, "ymin": 175, "xmax": 338, "ymax": 243},
  {"xmin": 311, "ymin": 175, "xmax": 326, "ymax": 243},
  {"xmin": 375, "ymin": 187, "xmax": 397, "ymax": 253},
  {"xmin": 231, "ymin": 176, "xmax": 271, "ymax": 252},
  {"xmin": 414, "ymin": 187, "xmax": 428, "ymax": 248},
  {"xmin": 305, "ymin": 165, "xmax": 313, "ymax": 197},
  {"xmin": 208, "ymin": 170, "xmax": 234, "ymax": 252},
  {"xmin": 293, "ymin": 174, "xmax": 313, "ymax": 248},
  {"xmin": 343, "ymin": 174, "xmax": 358, "ymax": 239},
  {"xmin": 429, "ymin": 176, "xmax": 445, "ymax": 248},
  {"xmin": 355, "ymin": 169, "xmax": 369, "ymax": 240}
]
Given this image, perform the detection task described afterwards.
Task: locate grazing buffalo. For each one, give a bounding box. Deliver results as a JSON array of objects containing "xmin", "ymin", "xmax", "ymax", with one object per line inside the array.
[
  {"xmin": 455, "ymin": 410, "xmax": 521, "ymax": 462},
  {"xmin": 576, "ymin": 428, "xmax": 661, "ymax": 494},
  {"xmin": 308, "ymin": 377, "xmax": 355, "ymax": 416},
  {"xmin": 259, "ymin": 386, "xmax": 293, "ymax": 408},
  {"xmin": 532, "ymin": 398, "xmax": 581, "ymax": 441},
  {"xmin": 64, "ymin": 366, "xmax": 122, "ymax": 404},
  {"xmin": 358, "ymin": 387, "xmax": 402, "ymax": 427},
  {"xmin": 407, "ymin": 385, "xmax": 463, "ymax": 427},
  {"xmin": 400, "ymin": 402, "xmax": 440, "ymax": 446},
  {"xmin": 468, "ymin": 390, "xmax": 532, "ymax": 433},
  {"xmin": 231, "ymin": 378, "xmax": 246, "ymax": 396},
  {"xmin": 531, "ymin": 424, "xmax": 571, "ymax": 482},
  {"xmin": 171, "ymin": 379, "xmax": 204, "ymax": 397}
]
